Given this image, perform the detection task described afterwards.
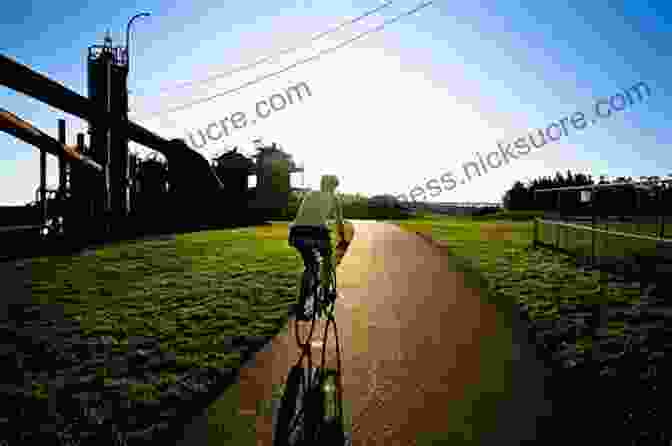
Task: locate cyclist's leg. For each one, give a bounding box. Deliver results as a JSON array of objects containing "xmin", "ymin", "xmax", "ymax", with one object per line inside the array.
[
  {"xmin": 291, "ymin": 228, "xmax": 314, "ymax": 274},
  {"xmin": 291, "ymin": 227, "xmax": 320, "ymax": 273},
  {"xmin": 295, "ymin": 242, "xmax": 316, "ymax": 295},
  {"xmin": 316, "ymin": 228, "xmax": 334, "ymax": 291},
  {"xmin": 321, "ymin": 246, "xmax": 333, "ymax": 290}
]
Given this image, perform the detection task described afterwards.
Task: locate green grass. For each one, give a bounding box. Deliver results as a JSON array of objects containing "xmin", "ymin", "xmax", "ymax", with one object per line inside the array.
[
  {"xmin": 390, "ymin": 215, "xmax": 646, "ymax": 444},
  {"xmin": 26, "ymin": 223, "xmax": 313, "ymax": 387},
  {"xmin": 471, "ymin": 209, "xmax": 545, "ymax": 221},
  {"xmin": 393, "ymin": 216, "xmax": 642, "ymax": 349},
  {"xmin": 22, "ymin": 221, "xmax": 355, "ymax": 443}
]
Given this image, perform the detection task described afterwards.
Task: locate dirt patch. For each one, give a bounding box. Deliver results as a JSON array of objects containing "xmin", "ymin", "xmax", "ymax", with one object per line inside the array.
[{"xmin": 478, "ymin": 223, "xmax": 515, "ymax": 241}]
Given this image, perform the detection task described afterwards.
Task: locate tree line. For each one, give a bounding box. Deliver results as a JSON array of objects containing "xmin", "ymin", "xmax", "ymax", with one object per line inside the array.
[
  {"xmin": 282, "ymin": 191, "xmax": 411, "ymax": 221},
  {"xmin": 503, "ymin": 170, "xmax": 672, "ymax": 216}
]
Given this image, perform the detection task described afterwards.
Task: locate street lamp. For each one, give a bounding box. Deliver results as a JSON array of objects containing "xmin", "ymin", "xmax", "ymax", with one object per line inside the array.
[
  {"xmin": 125, "ymin": 12, "xmax": 151, "ymax": 74},
  {"xmin": 124, "ymin": 12, "xmax": 150, "ymax": 221}
]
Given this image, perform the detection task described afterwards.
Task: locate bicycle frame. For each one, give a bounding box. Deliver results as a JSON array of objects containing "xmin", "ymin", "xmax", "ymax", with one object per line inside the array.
[{"xmin": 294, "ymin": 245, "xmax": 337, "ymax": 349}]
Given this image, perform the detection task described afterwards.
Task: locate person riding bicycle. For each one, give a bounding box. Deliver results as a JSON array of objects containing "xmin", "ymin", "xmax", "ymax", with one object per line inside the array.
[{"xmin": 289, "ymin": 174, "xmax": 346, "ymax": 320}]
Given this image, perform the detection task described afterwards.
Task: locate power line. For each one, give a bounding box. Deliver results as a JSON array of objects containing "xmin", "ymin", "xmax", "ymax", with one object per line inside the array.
[
  {"xmin": 132, "ymin": 0, "xmax": 434, "ymax": 121},
  {"xmin": 148, "ymin": 0, "xmax": 394, "ymax": 95}
]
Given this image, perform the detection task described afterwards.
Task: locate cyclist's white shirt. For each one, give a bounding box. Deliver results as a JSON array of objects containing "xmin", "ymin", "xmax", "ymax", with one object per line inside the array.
[{"xmin": 290, "ymin": 191, "xmax": 344, "ymax": 229}]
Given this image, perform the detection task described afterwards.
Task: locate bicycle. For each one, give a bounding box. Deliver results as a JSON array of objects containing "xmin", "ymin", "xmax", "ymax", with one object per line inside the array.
[
  {"xmin": 293, "ymin": 242, "xmax": 338, "ymax": 349},
  {"xmin": 273, "ymin": 310, "xmax": 349, "ymax": 446}
]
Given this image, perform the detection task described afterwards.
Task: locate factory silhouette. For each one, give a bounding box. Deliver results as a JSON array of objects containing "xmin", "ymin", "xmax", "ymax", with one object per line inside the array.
[{"xmin": 0, "ymin": 34, "xmax": 303, "ymax": 261}]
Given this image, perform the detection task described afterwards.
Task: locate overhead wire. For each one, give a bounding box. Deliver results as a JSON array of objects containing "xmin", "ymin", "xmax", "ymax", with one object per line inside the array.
[
  {"xmin": 131, "ymin": 0, "xmax": 435, "ymax": 121},
  {"xmin": 148, "ymin": 0, "xmax": 395, "ymax": 95}
]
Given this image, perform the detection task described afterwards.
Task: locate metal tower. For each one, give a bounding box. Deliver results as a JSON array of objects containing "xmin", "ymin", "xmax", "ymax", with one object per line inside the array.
[{"xmin": 87, "ymin": 31, "xmax": 130, "ymax": 236}]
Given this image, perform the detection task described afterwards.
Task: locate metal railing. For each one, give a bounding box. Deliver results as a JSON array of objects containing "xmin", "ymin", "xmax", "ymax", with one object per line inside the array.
[{"xmin": 533, "ymin": 218, "xmax": 672, "ymax": 268}]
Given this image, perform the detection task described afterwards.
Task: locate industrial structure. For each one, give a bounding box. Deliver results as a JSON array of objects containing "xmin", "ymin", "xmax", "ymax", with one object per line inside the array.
[
  {"xmin": 249, "ymin": 140, "xmax": 304, "ymax": 218},
  {"xmin": 0, "ymin": 33, "xmax": 303, "ymax": 260}
]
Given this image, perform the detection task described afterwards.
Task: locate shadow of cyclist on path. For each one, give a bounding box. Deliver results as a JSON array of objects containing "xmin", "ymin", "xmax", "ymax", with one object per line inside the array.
[{"xmin": 272, "ymin": 313, "xmax": 351, "ymax": 446}]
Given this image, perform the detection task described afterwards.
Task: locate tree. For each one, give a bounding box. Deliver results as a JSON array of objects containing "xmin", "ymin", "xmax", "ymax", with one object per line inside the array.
[{"xmin": 504, "ymin": 170, "xmax": 597, "ymax": 211}]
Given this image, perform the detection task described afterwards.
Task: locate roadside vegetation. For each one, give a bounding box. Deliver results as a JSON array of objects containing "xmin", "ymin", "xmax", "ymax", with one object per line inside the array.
[
  {"xmin": 280, "ymin": 191, "xmax": 412, "ymax": 221},
  {"xmin": 393, "ymin": 215, "xmax": 641, "ymax": 351},
  {"xmin": 26, "ymin": 221, "xmax": 352, "ymax": 398}
]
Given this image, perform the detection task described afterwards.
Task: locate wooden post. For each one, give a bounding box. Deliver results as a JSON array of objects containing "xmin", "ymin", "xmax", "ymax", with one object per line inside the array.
[{"xmin": 591, "ymin": 269, "xmax": 609, "ymax": 366}]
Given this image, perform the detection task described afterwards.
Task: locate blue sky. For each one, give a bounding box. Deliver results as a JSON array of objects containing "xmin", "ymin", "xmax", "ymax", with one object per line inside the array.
[{"xmin": 1, "ymin": 0, "xmax": 671, "ymax": 205}]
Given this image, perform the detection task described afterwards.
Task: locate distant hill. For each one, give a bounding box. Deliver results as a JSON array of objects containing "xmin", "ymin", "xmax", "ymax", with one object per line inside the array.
[{"xmin": 406, "ymin": 201, "xmax": 502, "ymax": 216}]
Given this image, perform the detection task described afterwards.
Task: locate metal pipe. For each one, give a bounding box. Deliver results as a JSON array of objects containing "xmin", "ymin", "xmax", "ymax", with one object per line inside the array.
[
  {"xmin": 0, "ymin": 53, "xmax": 166, "ymax": 152},
  {"xmin": 0, "ymin": 108, "xmax": 102, "ymax": 171}
]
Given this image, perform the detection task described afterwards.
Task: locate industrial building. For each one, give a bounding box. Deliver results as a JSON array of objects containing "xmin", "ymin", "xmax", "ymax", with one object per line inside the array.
[{"xmin": 0, "ymin": 34, "xmax": 304, "ymax": 261}]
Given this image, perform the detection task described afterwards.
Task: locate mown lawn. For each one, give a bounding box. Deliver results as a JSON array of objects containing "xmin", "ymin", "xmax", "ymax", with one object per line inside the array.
[
  {"xmin": 26, "ymin": 222, "xmax": 350, "ymax": 393},
  {"xmin": 388, "ymin": 215, "xmax": 650, "ymax": 445},
  {"xmin": 393, "ymin": 216, "xmax": 642, "ymax": 346}
]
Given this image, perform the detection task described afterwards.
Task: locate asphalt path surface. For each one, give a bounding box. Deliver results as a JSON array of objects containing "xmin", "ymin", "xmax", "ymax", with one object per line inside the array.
[{"xmin": 177, "ymin": 221, "xmax": 557, "ymax": 445}]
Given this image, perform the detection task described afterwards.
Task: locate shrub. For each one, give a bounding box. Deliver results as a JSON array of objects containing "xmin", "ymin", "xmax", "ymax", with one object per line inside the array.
[
  {"xmin": 472, "ymin": 206, "xmax": 500, "ymax": 217},
  {"xmin": 472, "ymin": 210, "xmax": 545, "ymax": 221}
]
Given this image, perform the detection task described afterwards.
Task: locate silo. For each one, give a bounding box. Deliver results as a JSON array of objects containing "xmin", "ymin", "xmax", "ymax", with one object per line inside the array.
[{"xmin": 87, "ymin": 32, "xmax": 129, "ymax": 236}]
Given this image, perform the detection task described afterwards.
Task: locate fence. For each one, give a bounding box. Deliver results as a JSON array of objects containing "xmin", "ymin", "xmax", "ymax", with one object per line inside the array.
[
  {"xmin": 542, "ymin": 212, "xmax": 669, "ymax": 239},
  {"xmin": 533, "ymin": 218, "xmax": 672, "ymax": 270}
]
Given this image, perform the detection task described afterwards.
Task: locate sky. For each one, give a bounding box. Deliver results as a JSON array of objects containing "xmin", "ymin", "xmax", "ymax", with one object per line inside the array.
[{"xmin": 1, "ymin": 0, "xmax": 671, "ymax": 206}]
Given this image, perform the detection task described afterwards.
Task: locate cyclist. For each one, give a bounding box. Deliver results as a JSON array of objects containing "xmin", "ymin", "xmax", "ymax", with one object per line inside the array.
[{"xmin": 289, "ymin": 174, "xmax": 346, "ymax": 321}]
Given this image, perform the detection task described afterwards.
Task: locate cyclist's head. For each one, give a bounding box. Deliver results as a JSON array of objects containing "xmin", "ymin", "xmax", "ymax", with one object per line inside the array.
[{"xmin": 320, "ymin": 174, "xmax": 339, "ymax": 193}]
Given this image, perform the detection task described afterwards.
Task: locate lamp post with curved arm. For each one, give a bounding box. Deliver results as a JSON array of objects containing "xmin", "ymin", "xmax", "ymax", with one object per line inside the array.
[
  {"xmin": 123, "ymin": 12, "xmax": 150, "ymax": 221},
  {"xmin": 125, "ymin": 12, "xmax": 151, "ymax": 74}
]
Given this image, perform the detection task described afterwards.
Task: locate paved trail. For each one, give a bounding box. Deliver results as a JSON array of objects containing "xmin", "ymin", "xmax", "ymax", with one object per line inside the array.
[{"xmin": 177, "ymin": 221, "xmax": 556, "ymax": 445}]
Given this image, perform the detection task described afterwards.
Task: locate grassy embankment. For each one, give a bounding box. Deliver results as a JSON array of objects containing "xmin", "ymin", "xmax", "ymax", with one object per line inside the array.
[
  {"xmin": 394, "ymin": 213, "xmax": 642, "ymax": 352},
  {"xmin": 26, "ymin": 221, "xmax": 353, "ymax": 406},
  {"xmin": 389, "ymin": 213, "xmax": 646, "ymax": 444}
]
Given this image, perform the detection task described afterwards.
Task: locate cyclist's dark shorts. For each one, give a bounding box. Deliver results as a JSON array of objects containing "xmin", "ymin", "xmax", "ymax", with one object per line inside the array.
[{"xmin": 289, "ymin": 225, "xmax": 332, "ymax": 269}]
